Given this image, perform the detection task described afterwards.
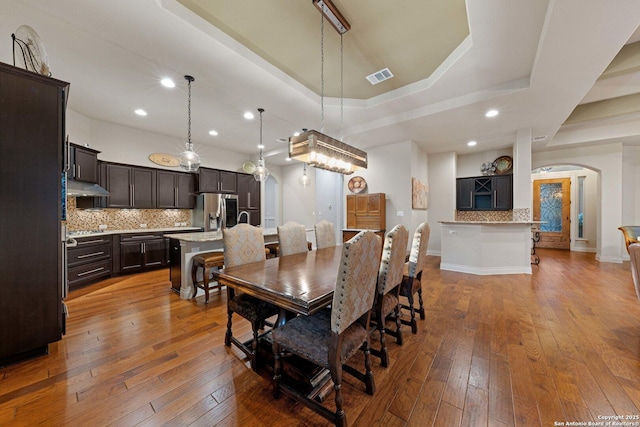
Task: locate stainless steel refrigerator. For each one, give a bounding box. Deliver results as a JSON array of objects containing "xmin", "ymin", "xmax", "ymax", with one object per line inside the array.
[{"xmin": 192, "ymin": 193, "xmax": 240, "ymax": 231}]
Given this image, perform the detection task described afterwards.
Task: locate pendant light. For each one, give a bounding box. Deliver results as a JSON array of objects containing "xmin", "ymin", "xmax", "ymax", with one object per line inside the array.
[
  {"xmin": 253, "ymin": 108, "xmax": 269, "ymax": 182},
  {"xmin": 179, "ymin": 75, "xmax": 201, "ymax": 172},
  {"xmin": 298, "ymin": 162, "xmax": 310, "ymax": 187}
]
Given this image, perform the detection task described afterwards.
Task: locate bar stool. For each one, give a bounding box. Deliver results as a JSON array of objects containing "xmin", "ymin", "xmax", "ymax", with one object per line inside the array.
[{"xmin": 191, "ymin": 251, "xmax": 225, "ymax": 303}]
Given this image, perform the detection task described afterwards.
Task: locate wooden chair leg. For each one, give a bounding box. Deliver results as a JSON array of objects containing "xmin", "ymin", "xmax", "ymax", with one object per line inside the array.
[
  {"xmin": 377, "ymin": 312, "xmax": 389, "ymax": 367},
  {"xmin": 191, "ymin": 262, "xmax": 198, "ymax": 298},
  {"xmin": 417, "ymin": 287, "xmax": 425, "ymax": 320},
  {"xmin": 330, "ymin": 366, "xmax": 346, "ymax": 427},
  {"xmin": 408, "ymin": 293, "xmax": 417, "ymax": 334},
  {"xmin": 394, "ymin": 304, "xmax": 403, "ymax": 345},
  {"xmin": 203, "ymin": 265, "xmax": 211, "ymax": 304},
  {"xmin": 273, "ymin": 341, "xmax": 282, "ymax": 399},
  {"xmin": 250, "ymin": 320, "xmax": 260, "ymax": 371},
  {"xmin": 363, "ymin": 339, "xmax": 376, "ymax": 395}
]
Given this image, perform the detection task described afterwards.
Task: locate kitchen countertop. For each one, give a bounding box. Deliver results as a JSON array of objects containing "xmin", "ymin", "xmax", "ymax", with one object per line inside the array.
[
  {"xmin": 165, "ymin": 228, "xmax": 278, "ymax": 242},
  {"xmin": 67, "ymin": 227, "xmax": 201, "ymax": 238}
]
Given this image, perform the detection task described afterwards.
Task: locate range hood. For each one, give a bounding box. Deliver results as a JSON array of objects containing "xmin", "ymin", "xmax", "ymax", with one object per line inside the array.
[{"xmin": 66, "ymin": 180, "xmax": 110, "ymax": 197}]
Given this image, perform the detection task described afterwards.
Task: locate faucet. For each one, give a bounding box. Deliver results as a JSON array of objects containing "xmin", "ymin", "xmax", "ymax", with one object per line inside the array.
[{"xmin": 237, "ymin": 211, "xmax": 250, "ymax": 224}]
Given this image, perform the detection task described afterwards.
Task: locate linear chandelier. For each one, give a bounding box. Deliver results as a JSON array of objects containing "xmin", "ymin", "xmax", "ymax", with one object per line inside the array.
[
  {"xmin": 289, "ymin": 130, "xmax": 366, "ymax": 174},
  {"xmin": 289, "ymin": 0, "xmax": 367, "ymax": 175}
]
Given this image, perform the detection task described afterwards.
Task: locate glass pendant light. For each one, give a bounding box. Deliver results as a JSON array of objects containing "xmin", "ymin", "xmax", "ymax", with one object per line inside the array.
[
  {"xmin": 253, "ymin": 108, "xmax": 269, "ymax": 182},
  {"xmin": 179, "ymin": 75, "xmax": 201, "ymax": 172},
  {"xmin": 298, "ymin": 162, "xmax": 310, "ymax": 187}
]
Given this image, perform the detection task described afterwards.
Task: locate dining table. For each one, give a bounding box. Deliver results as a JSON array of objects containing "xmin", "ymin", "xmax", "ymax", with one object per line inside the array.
[
  {"xmin": 216, "ymin": 245, "xmax": 343, "ymax": 327},
  {"xmin": 216, "ymin": 245, "xmax": 343, "ymax": 399}
]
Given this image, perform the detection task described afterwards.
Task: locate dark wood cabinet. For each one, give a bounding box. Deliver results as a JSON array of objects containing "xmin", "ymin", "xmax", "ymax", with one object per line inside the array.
[
  {"xmin": 67, "ymin": 235, "xmax": 112, "ymax": 290},
  {"xmin": 0, "ymin": 63, "xmax": 66, "ymax": 366},
  {"xmin": 237, "ymin": 173, "xmax": 261, "ymax": 226},
  {"xmin": 114, "ymin": 232, "xmax": 166, "ymax": 274},
  {"xmin": 105, "ymin": 163, "xmax": 156, "ymax": 208},
  {"xmin": 456, "ymin": 174, "xmax": 513, "ymax": 211},
  {"xmin": 157, "ymin": 170, "xmax": 195, "ymax": 209},
  {"xmin": 69, "ymin": 143, "xmax": 99, "ymax": 183},
  {"xmin": 198, "ymin": 167, "xmax": 237, "ymax": 194}
]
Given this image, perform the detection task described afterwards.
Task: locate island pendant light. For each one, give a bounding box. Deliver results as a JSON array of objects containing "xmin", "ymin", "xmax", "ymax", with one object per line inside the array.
[
  {"xmin": 178, "ymin": 75, "xmax": 201, "ymax": 172},
  {"xmin": 253, "ymin": 108, "xmax": 269, "ymax": 182},
  {"xmin": 288, "ymin": 8, "xmax": 367, "ymax": 175}
]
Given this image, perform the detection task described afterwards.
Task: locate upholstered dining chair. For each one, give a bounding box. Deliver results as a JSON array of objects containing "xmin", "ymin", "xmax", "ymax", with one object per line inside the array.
[
  {"xmin": 272, "ymin": 230, "xmax": 382, "ymax": 427},
  {"xmin": 619, "ymin": 226, "xmax": 640, "ymax": 254},
  {"xmin": 370, "ymin": 224, "xmax": 409, "ymax": 367},
  {"xmin": 223, "ymin": 224, "xmax": 278, "ymax": 371},
  {"xmin": 629, "ymin": 243, "xmax": 640, "ymax": 302},
  {"xmin": 399, "ymin": 222, "xmax": 430, "ymax": 334},
  {"xmin": 277, "ymin": 221, "xmax": 311, "ymax": 256},
  {"xmin": 315, "ymin": 220, "xmax": 337, "ymax": 249}
]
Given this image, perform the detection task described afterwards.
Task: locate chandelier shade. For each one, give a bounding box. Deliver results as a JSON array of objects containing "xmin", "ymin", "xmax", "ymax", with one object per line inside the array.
[{"xmin": 289, "ymin": 129, "xmax": 367, "ymax": 175}]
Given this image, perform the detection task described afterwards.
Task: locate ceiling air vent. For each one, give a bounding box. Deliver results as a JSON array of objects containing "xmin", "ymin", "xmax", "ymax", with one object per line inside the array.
[
  {"xmin": 366, "ymin": 67, "xmax": 394, "ymax": 85},
  {"xmin": 533, "ymin": 135, "xmax": 548, "ymax": 142}
]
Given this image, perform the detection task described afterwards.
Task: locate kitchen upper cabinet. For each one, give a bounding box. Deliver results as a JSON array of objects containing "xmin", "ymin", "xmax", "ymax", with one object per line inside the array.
[
  {"xmin": 456, "ymin": 174, "xmax": 513, "ymax": 211},
  {"xmin": 105, "ymin": 163, "xmax": 156, "ymax": 208},
  {"xmin": 197, "ymin": 167, "xmax": 237, "ymax": 194},
  {"xmin": 69, "ymin": 143, "xmax": 99, "ymax": 183},
  {"xmin": 237, "ymin": 173, "xmax": 260, "ymax": 226},
  {"xmin": 157, "ymin": 170, "xmax": 195, "ymax": 209}
]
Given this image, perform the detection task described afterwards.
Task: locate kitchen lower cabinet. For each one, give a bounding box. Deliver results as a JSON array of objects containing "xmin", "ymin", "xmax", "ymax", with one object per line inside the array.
[
  {"xmin": 67, "ymin": 235, "xmax": 112, "ymax": 290},
  {"xmin": 114, "ymin": 232, "xmax": 166, "ymax": 274}
]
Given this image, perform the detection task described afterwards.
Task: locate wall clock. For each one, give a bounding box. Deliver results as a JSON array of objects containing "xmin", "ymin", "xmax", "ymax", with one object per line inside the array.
[{"xmin": 149, "ymin": 153, "xmax": 180, "ymax": 167}]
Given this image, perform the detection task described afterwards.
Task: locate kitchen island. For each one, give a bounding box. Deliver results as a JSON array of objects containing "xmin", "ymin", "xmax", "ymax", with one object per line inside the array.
[
  {"xmin": 439, "ymin": 221, "xmax": 541, "ymax": 275},
  {"xmin": 165, "ymin": 229, "xmax": 279, "ymax": 299}
]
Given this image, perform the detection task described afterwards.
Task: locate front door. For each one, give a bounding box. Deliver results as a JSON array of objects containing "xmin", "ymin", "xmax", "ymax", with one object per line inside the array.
[{"xmin": 533, "ymin": 178, "xmax": 571, "ymax": 249}]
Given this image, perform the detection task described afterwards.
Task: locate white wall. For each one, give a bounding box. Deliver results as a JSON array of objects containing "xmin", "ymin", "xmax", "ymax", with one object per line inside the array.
[
  {"xmin": 456, "ymin": 148, "xmax": 513, "ymax": 178},
  {"xmin": 427, "ymin": 152, "xmax": 457, "ymax": 255},
  {"xmin": 281, "ymin": 162, "xmax": 316, "ymax": 229}
]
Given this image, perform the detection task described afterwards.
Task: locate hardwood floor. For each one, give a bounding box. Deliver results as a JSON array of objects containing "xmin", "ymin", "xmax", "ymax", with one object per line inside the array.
[{"xmin": 1, "ymin": 249, "xmax": 639, "ymax": 426}]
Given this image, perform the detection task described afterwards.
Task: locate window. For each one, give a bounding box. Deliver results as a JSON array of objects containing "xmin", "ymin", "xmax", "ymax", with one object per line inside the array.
[{"xmin": 577, "ymin": 176, "xmax": 585, "ymax": 238}]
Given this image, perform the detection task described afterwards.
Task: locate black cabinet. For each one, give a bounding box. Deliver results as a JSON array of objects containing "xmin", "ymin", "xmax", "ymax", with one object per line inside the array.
[
  {"xmin": 69, "ymin": 143, "xmax": 99, "ymax": 183},
  {"xmin": 198, "ymin": 167, "xmax": 237, "ymax": 193},
  {"xmin": 157, "ymin": 170, "xmax": 195, "ymax": 209},
  {"xmin": 456, "ymin": 175, "xmax": 512, "ymax": 211},
  {"xmin": 105, "ymin": 163, "xmax": 156, "ymax": 208},
  {"xmin": 67, "ymin": 235, "xmax": 112, "ymax": 290},
  {"xmin": 114, "ymin": 232, "xmax": 166, "ymax": 274},
  {"xmin": 237, "ymin": 173, "xmax": 261, "ymax": 226},
  {"xmin": 0, "ymin": 63, "xmax": 67, "ymax": 366}
]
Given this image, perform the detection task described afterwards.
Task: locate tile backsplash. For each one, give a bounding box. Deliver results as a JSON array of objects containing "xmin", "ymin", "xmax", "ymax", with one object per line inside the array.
[
  {"xmin": 455, "ymin": 208, "xmax": 531, "ymax": 221},
  {"xmin": 66, "ymin": 197, "xmax": 192, "ymax": 231}
]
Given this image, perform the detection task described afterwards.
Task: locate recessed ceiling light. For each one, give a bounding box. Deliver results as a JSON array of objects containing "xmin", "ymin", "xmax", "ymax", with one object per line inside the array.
[
  {"xmin": 160, "ymin": 78, "xmax": 175, "ymax": 88},
  {"xmin": 485, "ymin": 109, "xmax": 499, "ymax": 118},
  {"xmin": 257, "ymin": 144, "xmax": 265, "ymax": 149},
  {"xmin": 135, "ymin": 109, "xmax": 147, "ymax": 116},
  {"xmin": 244, "ymin": 112, "xmax": 254, "ymax": 120},
  {"xmin": 293, "ymin": 132, "xmax": 300, "ymax": 137},
  {"xmin": 208, "ymin": 130, "xmax": 218, "ymax": 136},
  {"xmin": 286, "ymin": 156, "xmax": 292, "ymax": 161},
  {"xmin": 467, "ymin": 140, "xmax": 477, "ymax": 147}
]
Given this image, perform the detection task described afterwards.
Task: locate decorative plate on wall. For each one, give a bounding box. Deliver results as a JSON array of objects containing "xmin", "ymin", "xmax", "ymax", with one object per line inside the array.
[
  {"xmin": 149, "ymin": 153, "xmax": 180, "ymax": 167},
  {"xmin": 493, "ymin": 155, "xmax": 513, "ymax": 174},
  {"xmin": 242, "ymin": 160, "xmax": 256, "ymax": 173},
  {"xmin": 348, "ymin": 176, "xmax": 367, "ymax": 193}
]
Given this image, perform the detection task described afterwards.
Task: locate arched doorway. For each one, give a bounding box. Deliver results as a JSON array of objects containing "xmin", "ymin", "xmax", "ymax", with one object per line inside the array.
[{"xmin": 531, "ymin": 165, "xmax": 599, "ymax": 254}]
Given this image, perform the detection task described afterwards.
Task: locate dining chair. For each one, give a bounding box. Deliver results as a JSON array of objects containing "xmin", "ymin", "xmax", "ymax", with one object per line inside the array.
[
  {"xmin": 630, "ymin": 243, "xmax": 640, "ymax": 302},
  {"xmin": 272, "ymin": 230, "xmax": 382, "ymax": 427},
  {"xmin": 223, "ymin": 224, "xmax": 279, "ymax": 371},
  {"xmin": 277, "ymin": 221, "xmax": 311, "ymax": 256},
  {"xmin": 370, "ymin": 224, "xmax": 409, "ymax": 367},
  {"xmin": 619, "ymin": 226, "xmax": 640, "ymax": 254},
  {"xmin": 399, "ymin": 222, "xmax": 430, "ymax": 334},
  {"xmin": 315, "ymin": 220, "xmax": 336, "ymax": 249}
]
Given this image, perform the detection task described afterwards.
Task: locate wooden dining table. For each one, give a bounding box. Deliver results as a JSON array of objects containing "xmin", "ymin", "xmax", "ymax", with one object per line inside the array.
[
  {"xmin": 216, "ymin": 245, "xmax": 343, "ymax": 398},
  {"xmin": 216, "ymin": 245, "xmax": 342, "ymax": 327}
]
